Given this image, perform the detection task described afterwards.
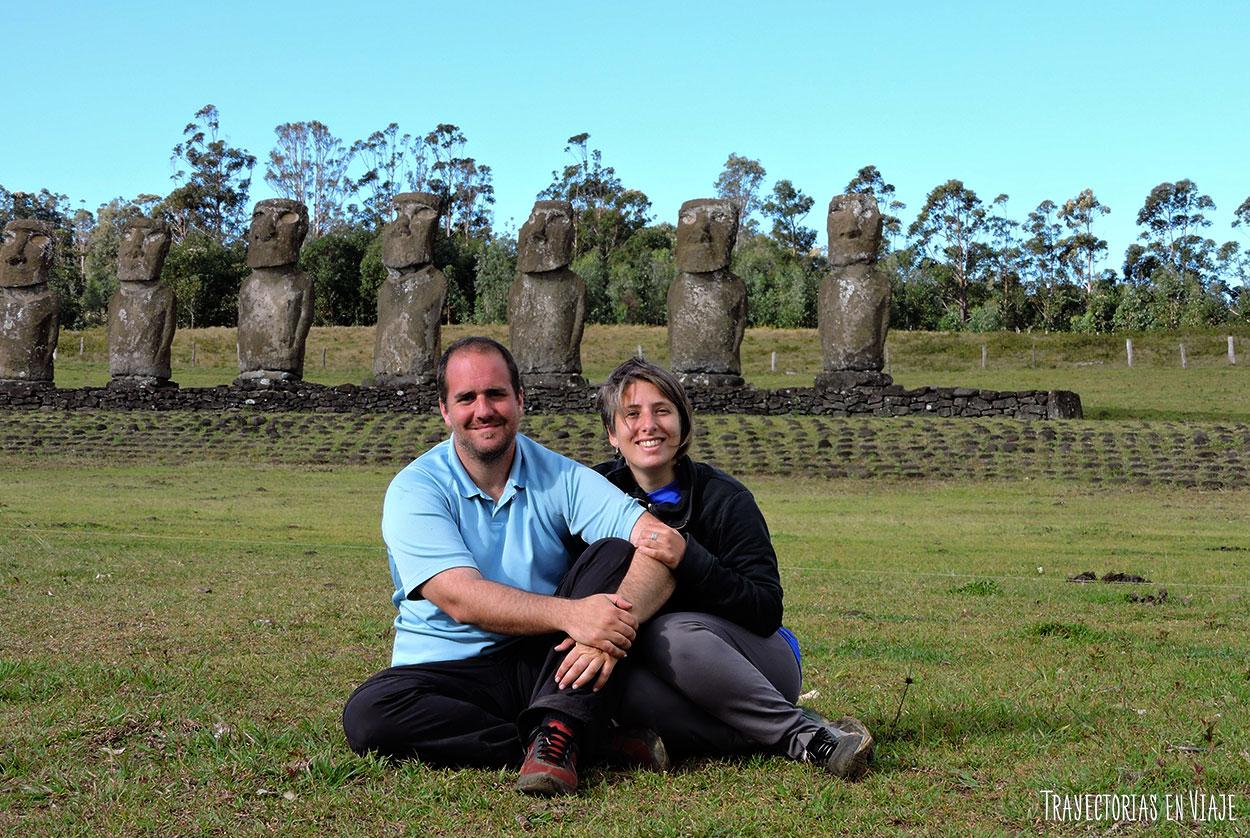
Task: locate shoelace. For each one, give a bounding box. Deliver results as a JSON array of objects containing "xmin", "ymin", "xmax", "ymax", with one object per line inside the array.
[
  {"xmin": 534, "ymin": 722, "xmax": 576, "ymax": 766},
  {"xmin": 806, "ymin": 728, "xmax": 838, "ymax": 762}
]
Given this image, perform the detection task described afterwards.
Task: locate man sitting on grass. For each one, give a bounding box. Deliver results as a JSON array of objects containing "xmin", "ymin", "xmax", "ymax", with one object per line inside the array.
[{"xmin": 342, "ymin": 336, "xmax": 676, "ymax": 795}]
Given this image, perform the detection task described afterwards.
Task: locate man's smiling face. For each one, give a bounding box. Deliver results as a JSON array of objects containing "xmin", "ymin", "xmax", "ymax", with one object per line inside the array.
[{"xmin": 439, "ymin": 346, "xmax": 525, "ymax": 466}]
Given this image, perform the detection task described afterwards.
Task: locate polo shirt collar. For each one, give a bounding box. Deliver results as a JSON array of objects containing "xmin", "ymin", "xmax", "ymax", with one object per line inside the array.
[{"xmin": 446, "ymin": 433, "xmax": 528, "ymax": 502}]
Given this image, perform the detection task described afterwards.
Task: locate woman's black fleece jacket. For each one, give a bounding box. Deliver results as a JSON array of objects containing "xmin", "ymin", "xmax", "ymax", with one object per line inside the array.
[{"xmin": 592, "ymin": 455, "xmax": 784, "ymax": 636}]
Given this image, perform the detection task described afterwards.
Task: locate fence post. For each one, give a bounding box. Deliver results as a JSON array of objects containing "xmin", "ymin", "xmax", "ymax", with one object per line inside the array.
[
  {"xmin": 1126, "ymin": 338, "xmax": 1134, "ymax": 368},
  {"xmin": 79, "ymin": 336, "xmax": 84, "ymax": 355},
  {"xmin": 191, "ymin": 339, "xmax": 197, "ymax": 367},
  {"xmin": 322, "ymin": 347, "xmax": 327, "ymax": 369},
  {"xmin": 1179, "ymin": 343, "xmax": 1187, "ymax": 369},
  {"xmin": 636, "ymin": 344, "xmax": 644, "ymax": 359},
  {"xmin": 1031, "ymin": 339, "xmax": 1037, "ymax": 368},
  {"xmin": 980, "ymin": 344, "xmax": 987, "ymax": 369},
  {"xmin": 770, "ymin": 351, "xmax": 776, "ymax": 372},
  {"xmin": 1230, "ymin": 336, "xmax": 1237, "ymax": 366}
]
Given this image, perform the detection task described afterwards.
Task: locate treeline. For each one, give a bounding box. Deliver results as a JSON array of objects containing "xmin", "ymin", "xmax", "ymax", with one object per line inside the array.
[{"xmin": 4, "ymin": 105, "xmax": 1249, "ymax": 333}]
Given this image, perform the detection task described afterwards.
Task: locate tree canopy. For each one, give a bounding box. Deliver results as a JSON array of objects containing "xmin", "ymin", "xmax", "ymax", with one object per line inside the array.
[{"xmin": 4, "ymin": 112, "xmax": 1247, "ymax": 334}]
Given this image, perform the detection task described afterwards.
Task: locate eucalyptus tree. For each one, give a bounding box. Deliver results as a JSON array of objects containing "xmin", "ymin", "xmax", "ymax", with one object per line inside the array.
[
  {"xmin": 1135, "ymin": 179, "xmax": 1218, "ymax": 284},
  {"xmin": 1058, "ymin": 188, "xmax": 1110, "ymax": 295},
  {"xmin": 540, "ymin": 133, "xmax": 651, "ymax": 266},
  {"xmin": 908, "ymin": 179, "xmax": 987, "ymax": 324},
  {"xmin": 471, "ymin": 234, "xmax": 517, "ymax": 324},
  {"xmin": 761, "ymin": 179, "xmax": 816, "ymax": 254},
  {"xmin": 713, "ymin": 153, "xmax": 767, "ymax": 236},
  {"xmin": 1226, "ymin": 196, "xmax": 1250, "ymax": 297},
  {"xmin": 164, "ymin": 105, "xmax": 256, "ymax": 243},
  {"xmin": 349, "ymin": 123, "xmax": 429, "ymax": 229},
  {"xmin": 266, "ymin": 121, "xmax": 355, "ymax": 239},
  {"xmin": 983, "ymin": 194, "xmax": 1026, "ymax": 329},
  {"xmin": 1235, "ymin": 195, "xmax": 1250, "ymax": 232},
  {"xmin": 1022, "ymin": 199, "xmax": 1073, "ymax": 330}
]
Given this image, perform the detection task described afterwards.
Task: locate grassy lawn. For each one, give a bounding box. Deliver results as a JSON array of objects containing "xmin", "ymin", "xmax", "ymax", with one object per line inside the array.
[
  {"xmin": 2, "ymin": 458, "xmax": 1248, "ymax": 835},
  {"xmin": 6, "ymin": 324, "xmax": 1248, "ymax": 833}
]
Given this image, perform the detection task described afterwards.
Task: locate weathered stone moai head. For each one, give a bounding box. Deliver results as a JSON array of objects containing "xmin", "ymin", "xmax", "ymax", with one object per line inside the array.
[
  {"xmin": 246, "ymin": 199, "xmax": 309, "ymax": 269},
  {"xmin": 676, "ymin": 198, "xmax": 739, "ymax": 273},
  {"xmin": 517, "ymin": 200, "xmax": 575, "ymax": 273},
  {"xmin": 117, "ymin": 218, "xmax": 171, "ymax": 282},
  {"xmin": 0, "ymin": 219, "xmax": 54, "ymax": 288},
  {"xmin": 382, "ymin": 192, "xmax": 441, "ymax": 271},
  {"xmin": 826, "ymin": 194, "xmax": 883, "ymax": 267},
  {"xmin": 815, "ymin": 192, "xmax": 891, "ymax": 389}
]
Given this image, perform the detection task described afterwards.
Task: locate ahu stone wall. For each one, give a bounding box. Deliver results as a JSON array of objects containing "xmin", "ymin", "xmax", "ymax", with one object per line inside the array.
[{"xmin": 0, "ymin": 380, "xmax": 1083, "ymax": 419}]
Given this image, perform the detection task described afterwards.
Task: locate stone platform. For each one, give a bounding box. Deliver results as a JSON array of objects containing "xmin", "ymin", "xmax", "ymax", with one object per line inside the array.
[{"xmin": 0, "ymin": 380, "xmax": 1082, "ymax": 419}]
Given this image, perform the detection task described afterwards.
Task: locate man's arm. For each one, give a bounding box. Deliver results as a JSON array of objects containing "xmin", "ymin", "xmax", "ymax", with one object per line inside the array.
[
  {"xmin": 420, "ymin": 567, "xmax": 638, "ymax": 656},
  {"xmin": 564, "ymin": 465, "xmax": 677, "ymax": 620},
  {"xmin": 616, "ymin": 511, "xmax": 679, "ymax": 620},
  {"xmin": 552, "ymin": 512, "xmax": 679, "ymax": 691}
]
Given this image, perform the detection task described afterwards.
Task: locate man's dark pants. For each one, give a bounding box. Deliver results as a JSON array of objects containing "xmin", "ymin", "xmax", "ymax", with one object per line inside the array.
[{"xmin": 342, "ymin": 538, "xmax": 635, "ymax": 766}]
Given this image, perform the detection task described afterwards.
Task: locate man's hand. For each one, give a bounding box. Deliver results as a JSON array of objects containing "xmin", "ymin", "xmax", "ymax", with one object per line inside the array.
[
  {"xmin": 562, "ymin": 593, "xmax": 637, "ymax": 657},
  {"xmin": 553, "ymin": 638, "xmax": 617, "ymax": 691},
  {"xmin": 631, "ymin": 520, "xmax": 686, "ymax": 569}
]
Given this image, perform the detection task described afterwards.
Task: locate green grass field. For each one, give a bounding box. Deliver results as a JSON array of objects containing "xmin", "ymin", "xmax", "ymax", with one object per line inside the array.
[
  {"xmin": 3, "ymin": 326, "xmax": 1249, "ymax": 835},
  {"xmin": 2, "ymin": 462, "xmax": 1247, "ymax": 835}
]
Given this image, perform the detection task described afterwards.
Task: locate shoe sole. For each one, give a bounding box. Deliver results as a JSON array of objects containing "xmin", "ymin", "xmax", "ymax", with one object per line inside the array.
[
  {"xmin": 831, "ymin": 716, "xmax": 874, "ymax": 781},
  {"xmin": 516, "ymin": 772, "xmax": 576, "ymax": 796},
  {"xmin": 601, "ymin": 728, "xmax": 672, "ymax": 773},
  {"xmin": 627, "ymin": 729, "xmax": 671, "ymax": 773}
]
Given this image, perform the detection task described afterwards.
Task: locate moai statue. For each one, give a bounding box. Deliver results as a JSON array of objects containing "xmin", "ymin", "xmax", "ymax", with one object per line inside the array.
[
  {"xmin": 236, "ymin": 199, "xmax": 312, "ymax": 383},
  {"xmin": 107, "ymin": 218, "xmax": 176, "ymax": 388},
  {"xmin": 508, "ymin": 200, "xmax": 587, "ymax": 388},
  {"xmin": 373, "ymin": 192, "xmax": 447, "ymax": 387},
  {"xmin": 0, "ymin": 219, "xmax": 59, "ymax": 386},
  {"xmin": 667, "ymin": 198, "xmax": 746, "ymax": 387},
  {"xmin": 815, "ymin": 194, "xmax": 892, "ymax": 389}
]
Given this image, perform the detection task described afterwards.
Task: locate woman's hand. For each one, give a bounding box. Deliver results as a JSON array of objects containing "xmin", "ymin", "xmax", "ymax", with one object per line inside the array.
[
  {"xmin": 631, "ymin": 521, "xmax": 686, "ymax": 569},
  {"xmin": 553, "ymin": 638, "xmax": 618, "ymax": 691}
]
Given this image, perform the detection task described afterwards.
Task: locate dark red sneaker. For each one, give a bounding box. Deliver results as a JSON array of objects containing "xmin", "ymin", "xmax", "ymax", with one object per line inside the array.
[
  {"xmin": 600, "ymin": 726, "xmax": 671, "ymax": 772},
  {"xmin": 516, "ymin": 717, "xmax": 580, "ymax": 795}
]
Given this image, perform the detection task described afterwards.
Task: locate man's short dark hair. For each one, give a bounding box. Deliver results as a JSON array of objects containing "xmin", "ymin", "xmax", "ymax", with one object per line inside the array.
[{"xmin": 436, "ymin": 336, "xmax": 522, "ymax": 403}]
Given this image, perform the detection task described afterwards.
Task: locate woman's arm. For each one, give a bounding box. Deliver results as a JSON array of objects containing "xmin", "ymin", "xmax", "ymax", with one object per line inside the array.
[{"xmin": 671, "ymin": 485, "xmax": 783, "ymax": 635}]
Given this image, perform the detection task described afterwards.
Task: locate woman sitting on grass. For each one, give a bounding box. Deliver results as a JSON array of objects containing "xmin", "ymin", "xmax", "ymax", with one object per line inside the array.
[{"xmin": 586, "ymin": 357, "xmax": 873, "ymax": 779}]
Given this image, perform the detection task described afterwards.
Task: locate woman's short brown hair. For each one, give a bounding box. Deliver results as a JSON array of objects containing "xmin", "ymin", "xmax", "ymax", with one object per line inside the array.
[{"xmin": 595, "ymin": 358, "xmax": 695, "ymax": 460}]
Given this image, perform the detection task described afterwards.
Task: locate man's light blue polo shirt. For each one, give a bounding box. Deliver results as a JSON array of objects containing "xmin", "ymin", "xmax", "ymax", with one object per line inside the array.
[{"xmin": 382, "ymin": 432, "xmax": 646, "ymax": 667}]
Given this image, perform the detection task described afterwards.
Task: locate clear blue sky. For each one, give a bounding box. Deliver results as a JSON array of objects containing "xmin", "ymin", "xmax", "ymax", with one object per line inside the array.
[{"xmin": 4, "ymin": 0, "xmax": 1248, "ymax": 271}]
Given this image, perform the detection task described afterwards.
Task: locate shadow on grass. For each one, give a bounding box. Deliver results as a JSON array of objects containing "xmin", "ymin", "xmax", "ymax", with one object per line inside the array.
[{"xmin": 881, "ymin": 699, "xmax": 1081, "ymax": 747}]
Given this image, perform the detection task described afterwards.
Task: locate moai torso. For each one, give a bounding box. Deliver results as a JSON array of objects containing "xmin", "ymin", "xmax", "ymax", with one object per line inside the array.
[
  {"xmin": 373, "ymin": 192, "xmax": 446, "ymax": 387},
  {"xmin": 237, "ymin": 199, "xmax": 313, "ymax": 382},
  {"xmin": 666, "ymin": 199, "xmax": 746, "ymax": 387},
  {"xmin": 108, "ymin": 218, "xmax": 176, "ymax": 383},
  {"xmin": 816, "ymin": 193, "xmax": 891, "ymax": 389},
  {"xmin": 0, "ymin": 220, "xmax": 59, "ymax": 384},
  {"xmin": 508, "ymin": 201, "xmax": 586, "ymax": 387}
]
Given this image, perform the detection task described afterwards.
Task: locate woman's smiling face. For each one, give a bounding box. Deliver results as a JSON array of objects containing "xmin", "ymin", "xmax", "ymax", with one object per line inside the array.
[{"xmin": 607, "ymin": 379, "xmax": 684, "ymax": 491}]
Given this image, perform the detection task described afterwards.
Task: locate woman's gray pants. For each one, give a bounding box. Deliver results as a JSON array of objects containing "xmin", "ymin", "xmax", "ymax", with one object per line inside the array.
[{"xmin": 616, "ymin": 611, "xmax": 820, "ymax": 760}]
